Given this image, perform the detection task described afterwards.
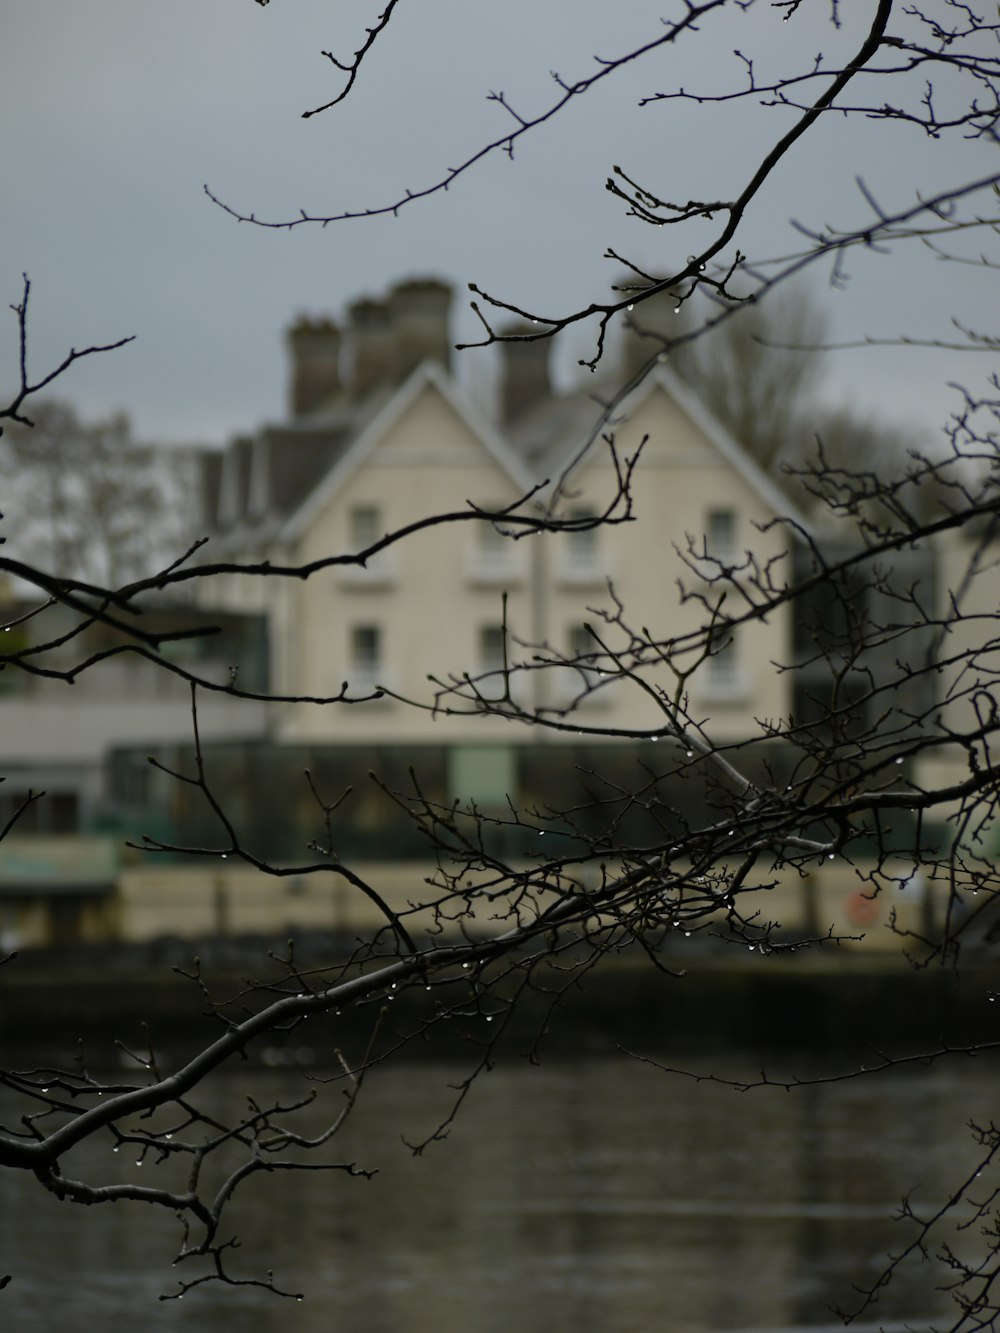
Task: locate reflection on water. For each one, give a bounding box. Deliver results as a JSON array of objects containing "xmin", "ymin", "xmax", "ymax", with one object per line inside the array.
[{"xmin": 1, "ymin": 1053, "xmax": 993, "ymax": 1332}]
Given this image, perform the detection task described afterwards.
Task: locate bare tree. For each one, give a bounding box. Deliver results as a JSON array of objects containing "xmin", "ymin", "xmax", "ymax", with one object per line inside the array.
[
  {"xmin": 628, "ymin": 285, "xmax": 830, "ymax": 470},
  {"xmin": 2, "ymin": 3, "xmax": 1000, "ymax": 1326},
  {"xmin": 1, "ymin": 399, "xmax": 197, "ymax": 588}
]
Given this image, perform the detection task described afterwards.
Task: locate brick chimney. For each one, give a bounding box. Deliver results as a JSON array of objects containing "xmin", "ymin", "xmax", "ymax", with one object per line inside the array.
[
  {"xmin": 499, "ymin": 326, "xmax": 551, "ymax": 423},
  {"xmin": 347, "ymin": 296, "xmax": 394, "ymax": 399},
  {"xmin": 286, "ymin": 317, "xmax": 342, "ymax": 417},
  {"xmin": 387, "ymin": 278, "xmax": 453, "ymax": 381},
  {"xmin": 620, "ymin": 288, "xmax": 676, "ymax": 383}
]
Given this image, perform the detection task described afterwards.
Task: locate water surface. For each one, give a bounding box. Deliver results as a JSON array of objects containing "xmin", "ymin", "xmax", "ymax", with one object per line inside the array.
[{"xmin": 1, "ymin": 1053, "xmax": 992, "ymax": 1331}]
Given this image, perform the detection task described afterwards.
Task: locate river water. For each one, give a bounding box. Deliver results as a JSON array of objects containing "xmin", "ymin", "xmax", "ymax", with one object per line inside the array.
[{"xmin": 1, "ymin": 1051, "xmax": 994, "ymax": 1331}]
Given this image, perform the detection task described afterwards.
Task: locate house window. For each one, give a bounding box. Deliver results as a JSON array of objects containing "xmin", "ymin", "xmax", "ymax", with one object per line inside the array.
[
  {"xmin": 465, "ymin": 509, "xmax": 525, "ymax": 586},
  {"xmin": 705, "ymin": 622, "xmax": 739, "ymax": 692},
  {"xmin": 339, "ymin": 504, "xmax": 395, "ymax": 585},
  {"xmin": 480, "ymin": 625, "xmax": 506, "ymax": 672},
  {"xmin": 349, "ymin": 504, "xmax": 380, "ymax": 551},
  {"xmin": 1, "ymin": 790, "xmax": 79, "ymax": 835},
  {"xmin": 448, "ymin": 745, "xmax": 516, "ymax": 808},
  {"xmin": 564, "ymin": 623, "xmax": 611, "ymax": 707},
  {"xmin": 555, "ymin": 505, "xmax": 608, "ymax": 586},
  {"xmin": 568, "ymin": 506, "xmax": 598, "ymax": 566},
  {"xmin": 350, "ymin": 624, "xmax": 382, "ymax": 691},
  {"xmin": 570, "ymin": 624, "xmax": 601, "ymax": 679},
  {"xmin": 706, "ymin": 507, "xmax": 736, "ymax": 562},
  {"xmin": 478, "ymin": 515, "xmax": 508, "ymax": 557},
  {"xmin": 477, "ymin": 624, "xmax": 508, "ymax": 700}
]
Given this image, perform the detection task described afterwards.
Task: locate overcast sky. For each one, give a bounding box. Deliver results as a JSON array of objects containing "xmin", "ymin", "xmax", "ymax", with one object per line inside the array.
[{"xmin": 2, "ymin": 1, "xmax": 996, "ymax": 446}]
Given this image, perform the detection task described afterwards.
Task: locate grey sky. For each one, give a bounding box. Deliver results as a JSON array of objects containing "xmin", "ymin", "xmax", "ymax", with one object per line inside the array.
[{"xmin": 2, "ymin": 1, "xmax": 995, "ymax": 446}]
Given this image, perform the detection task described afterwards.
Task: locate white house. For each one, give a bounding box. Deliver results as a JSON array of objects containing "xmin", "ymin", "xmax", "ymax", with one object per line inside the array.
[{"xmin": 202, "ymin": 278, "xmax": 808, "ymax": 749}]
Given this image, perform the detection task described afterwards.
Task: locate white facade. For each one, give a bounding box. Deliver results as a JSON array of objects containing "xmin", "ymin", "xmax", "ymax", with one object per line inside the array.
[{"xmin": 214, "ymin": 354, "xmax": 805, "ymax": 749}]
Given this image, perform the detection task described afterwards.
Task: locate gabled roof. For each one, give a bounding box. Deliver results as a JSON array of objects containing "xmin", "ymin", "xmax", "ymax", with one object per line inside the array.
[
  {"xmin": 210, "ymin": 338, "xmax": 815, "ymax": 553},
  {"xmin": 252, "ymin": 429, "xmax": 351, "ymax": 518},
  {"xmin": 506, "ymin": 387, "xmax": 609, "ymax": 473},
  {"xmin": 208, "ymin": 404, "xmax": 370, "ymax": 539},
  {"xmin": 280, "ymin": 359, "xmax": 537, "ymax": 543},
  {"xmin": 537, "ymin": 362, "xmax": 814, "ymax": 533}
]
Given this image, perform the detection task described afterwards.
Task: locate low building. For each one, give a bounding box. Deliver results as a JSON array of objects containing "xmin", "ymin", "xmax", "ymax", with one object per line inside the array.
[
  {"xmin": 0, "ymin": 597, "xmax": 268, "ymax": 948},
  {"xmin": 203, "ymin": 277, "xmax": 807, "ymax": 745},
  {"xmin": 0, "ymin": 277, "xmax": 961, "ymax": 951}
]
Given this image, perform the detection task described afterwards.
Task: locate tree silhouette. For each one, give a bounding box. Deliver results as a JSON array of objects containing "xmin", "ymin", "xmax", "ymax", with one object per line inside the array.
[{"xmin": 2, "ymin": 2, "xmax": 1000, "ymax": 1324}]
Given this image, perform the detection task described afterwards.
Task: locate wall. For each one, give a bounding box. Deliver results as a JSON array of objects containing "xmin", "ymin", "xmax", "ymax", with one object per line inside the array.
[{"xmin": 273, "ymin": 377, "xmax": 794, "ymax": 744}]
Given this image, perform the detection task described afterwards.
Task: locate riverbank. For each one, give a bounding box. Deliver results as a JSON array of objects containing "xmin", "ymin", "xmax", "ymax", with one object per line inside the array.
[{"xmin": 1, "ymin": 940, "xmax": 995, "ymax": 1063}]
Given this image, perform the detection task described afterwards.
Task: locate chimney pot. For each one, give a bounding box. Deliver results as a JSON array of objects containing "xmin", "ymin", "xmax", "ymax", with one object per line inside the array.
[
  {"xmin": 287, "ymin": 317, "xmax": 342, "ymax": 417},
  {"xmin": 387, "ymin": 278, "xmax": 453, "ymax": 382},
  {"xmin": 347, "ymin": 297, "xmax": 394, "ymax": 399},
  {"xmin": 499, "ymin": 325, "xmax": 551, "ymax": 423}
]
